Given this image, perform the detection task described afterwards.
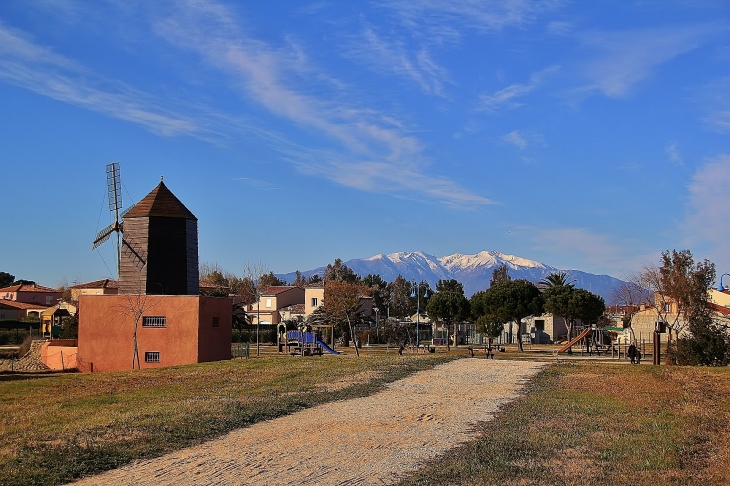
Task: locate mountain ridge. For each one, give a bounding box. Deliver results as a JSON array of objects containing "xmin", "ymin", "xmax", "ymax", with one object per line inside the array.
[{"xmin": 278, "ymin": 250, "xmax": 624, "ymax": 301}]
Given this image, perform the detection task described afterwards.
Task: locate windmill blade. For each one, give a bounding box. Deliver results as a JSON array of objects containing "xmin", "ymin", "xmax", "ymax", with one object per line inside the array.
[
  {"xmin": 106, "ymin": 162, "xmax": 122, "ymax": 214},
  {"xmin": 92, "ymin": 222, "xmax": 117, "ymax": 250}
]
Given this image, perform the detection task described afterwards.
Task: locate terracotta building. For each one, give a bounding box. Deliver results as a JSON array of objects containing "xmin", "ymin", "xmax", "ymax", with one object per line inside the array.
[{"xmin": 77, "ymin": 180, "xmax": 232, "ymax": 372}]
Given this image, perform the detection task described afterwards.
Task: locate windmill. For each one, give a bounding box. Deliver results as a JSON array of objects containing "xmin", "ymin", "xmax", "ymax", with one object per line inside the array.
[{"xmin": 92, "ymin": 162, "xmax": 147, "ymax": 276}]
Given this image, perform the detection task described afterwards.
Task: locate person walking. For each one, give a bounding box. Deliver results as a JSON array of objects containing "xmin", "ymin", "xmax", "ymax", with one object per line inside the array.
[{"xmin": 628, "ymin": 343, "xmax": 637, "ymax": 364}]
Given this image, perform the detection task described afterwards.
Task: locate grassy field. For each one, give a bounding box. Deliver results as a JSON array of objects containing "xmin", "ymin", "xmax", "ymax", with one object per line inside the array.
[
  {"xmin": 3, "ymin": 348, "xmax": 729, "ymax": 486},
  {"xmin": 0, "ymin": 353, "xmax": 456, "ymax": 486},
  {"xmin": 401, "ymin": 362, "xmax": 730, "ymax": 486}
]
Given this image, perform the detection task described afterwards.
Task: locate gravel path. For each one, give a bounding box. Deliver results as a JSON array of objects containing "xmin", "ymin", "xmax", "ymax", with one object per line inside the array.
[{"xmin": 74, "ymin": 359, "xmax": 545, "ymax": 486}]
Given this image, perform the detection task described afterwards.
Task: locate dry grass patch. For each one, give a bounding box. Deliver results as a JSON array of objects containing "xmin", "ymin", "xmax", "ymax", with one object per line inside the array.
[
  {"xmin": 0, "ymin": 354, "xmax": 456, "ymax": 486},
  {"xmin": 401, "ymin": 362, "xmax": 730, "ymax": 486}
]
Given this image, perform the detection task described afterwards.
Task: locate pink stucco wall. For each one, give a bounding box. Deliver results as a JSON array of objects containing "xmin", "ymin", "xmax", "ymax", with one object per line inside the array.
[
  {"xmin": 41, "ymin": 341, "xmax": 79, "ymax": 370},
  {"xmin": 78, "ymin": 294, "xmax": 232, "ymax": 372}
]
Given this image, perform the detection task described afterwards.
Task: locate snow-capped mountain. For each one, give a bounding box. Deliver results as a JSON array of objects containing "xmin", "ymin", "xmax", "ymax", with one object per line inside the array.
[{"xmin": 278, "ymin": 250, "xmax": 626, "ymax": 301}]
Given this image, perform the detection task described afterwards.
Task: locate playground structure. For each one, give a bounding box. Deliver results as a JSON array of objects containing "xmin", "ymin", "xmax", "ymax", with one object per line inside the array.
[
  {"xmin": 554, "ymin": 325, "xmax": 614, "ymax": 356},
  {"xmin": 281, "ymin": 324, "xmax": 340, "ymax": 356}
]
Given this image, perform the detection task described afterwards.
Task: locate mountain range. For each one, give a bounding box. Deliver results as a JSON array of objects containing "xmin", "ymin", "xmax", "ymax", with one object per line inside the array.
[{"xmin": 279, "ymin": 250, "xmax": 625, "ymax": 301}]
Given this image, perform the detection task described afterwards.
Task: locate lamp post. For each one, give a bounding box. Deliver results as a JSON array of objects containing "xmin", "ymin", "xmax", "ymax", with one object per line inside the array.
[
  {"xmin": 411, "ymin": 282, "xmax": 429, "ymax": 349},
  {"xmin": 718, "ymin": 274, "xmax": 730, "ymax": 292},
  {"xmin": 373, "ymin": 307, "xmax": 379, "ymax": 343}
]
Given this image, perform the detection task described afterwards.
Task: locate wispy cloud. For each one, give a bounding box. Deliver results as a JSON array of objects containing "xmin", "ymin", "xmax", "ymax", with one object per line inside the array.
[
  {"xmin": 699, "ymin": 76, "xmax": 730, "ymax": 133},
  {"xmin": 684, "ymin": 155, "xmax": 730, "ymax": 270},
  {"xmin": 0, "ymin": 20, "xmax": 207, "ymax": 138},
  {"xmin": 576, "ymin": 24, "xmax": 722, "ymax": 98},
  {"xmin": 666, "ymin": 142, "xmax": 683, "ymax": 165},
  {"xmin": 383, "ymin": 0, "xmax": 565, "ymax": 41},
  {"xmin": 154, "ymin": 0, "xmax": 492, "ymax": 207},
  {"xmin": 344, "ymin": 27, "xmax": 450, "ymax": 95},
  {"xmin": 502, "ymin": 130, "xmax": 527, "ymax": 149},
  {"xmin": 479, "ymin": 65, "xmax": 559, "ymax": 112}
]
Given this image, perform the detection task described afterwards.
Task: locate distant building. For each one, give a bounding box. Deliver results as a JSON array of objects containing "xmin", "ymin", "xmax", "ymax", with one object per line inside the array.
[
  {"xmin": 70, "ymin": 279, "xmax": 118, "ymax": 300},
  {"xmin": 0, "ymin": 283, "xmax": 61, "ymax": 306},
  {"xmin": 0, "ymin": 300, "xmax": 47, "ymax": 320},
  {"xmin": 248, "ymin": 286, "xmax": 305, "ymax": 325}
]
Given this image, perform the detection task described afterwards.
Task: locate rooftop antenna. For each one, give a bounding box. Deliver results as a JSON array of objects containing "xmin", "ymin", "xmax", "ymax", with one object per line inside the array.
[{"xmin": 92, "ymin": 162, "xmax": 124, "ymax": 275}]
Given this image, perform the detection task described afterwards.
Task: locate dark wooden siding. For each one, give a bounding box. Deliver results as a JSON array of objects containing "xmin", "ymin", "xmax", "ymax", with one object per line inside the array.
[
  {"xmin": 146, "ymin": 216, "xmax": 188, "ymax": 295},
  {"xmin": 185, "ymin": 219, "xmax": 199, "ymax": 295},
  {"xmin": 119, "ymin": 218, "xmax": 149, "ymax": 294}
]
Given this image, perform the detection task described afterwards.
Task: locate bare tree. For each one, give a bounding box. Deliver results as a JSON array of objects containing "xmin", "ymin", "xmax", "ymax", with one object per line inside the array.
[
  {"xmin": 321, "ymin": 280, "xmax": 368, "ymax": 357},
  {"xmin": 241, "ymin": 262, "xmax": 270, "ymax": 357},
  {"xmin": 630, "ymin": 250, "xmax": 715, "ymax": 343},
  {"xmin": 116, "ymin": 277, "xmax": 161, "ymax": 369},
  {"xmin": 610, "ymin": 280, "xmax": 647, "ymax": 342}
]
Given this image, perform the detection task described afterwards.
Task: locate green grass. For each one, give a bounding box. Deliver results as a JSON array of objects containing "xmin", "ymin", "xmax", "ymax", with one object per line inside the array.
[
  {"xmin": 0, "ymin": 354, "xmax": 457, "ymax": 485},
  {"xmin": 400, "ymin": 362, "xmax": 730, "ymax": 486}
]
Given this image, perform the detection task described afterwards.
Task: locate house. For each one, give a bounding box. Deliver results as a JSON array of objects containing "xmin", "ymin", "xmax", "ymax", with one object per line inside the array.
[
  {"xmin": 711, "ymin": 288, "xmax": 730, "ymax": 308},
  {"xmin": 76, "ymin": 180, "xmax": 232, "ymax": 372},
  {"xmin": 0, "ymin": 300, "xmax": 47, "ymax": 320},
  {"xmin": 0, "ymin": 283, "xmax": 62, "ymax": 306},
  {"xmin": 304, "ymin": 286, "xmax": 324, "ymax": 317},
  {"xmin": 70, "ymin": 279, "xmax": 118, "ymax": 300},
  {"xmin": 248, "ymin": 286, "xmax": 305, "ymax": 325},
  {"xmin": 523, "ymin": 315, "xmax": 572, "ymax": 344},
  {"xmin": 630, "ymin": 295, "xmax": 684, "ymax": 343}
]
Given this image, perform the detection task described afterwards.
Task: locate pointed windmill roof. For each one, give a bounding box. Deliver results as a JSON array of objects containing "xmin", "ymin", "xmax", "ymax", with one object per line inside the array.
[{"xmin": 123, "ymin": 181, "xmax": 197, "ymax": 220}]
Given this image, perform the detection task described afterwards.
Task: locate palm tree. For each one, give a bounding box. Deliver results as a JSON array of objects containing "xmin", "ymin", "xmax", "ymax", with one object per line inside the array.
[{"xmin": 539, "ymin": 271, "xmax": 575, "ymax": 289}]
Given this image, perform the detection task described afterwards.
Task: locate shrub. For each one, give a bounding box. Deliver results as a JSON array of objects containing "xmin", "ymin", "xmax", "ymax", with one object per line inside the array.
[
  {"xmin": 670, "ymin": 316, "xmax": 730, "ymax": 366},
  {"xmin": 0, "ymin": 329, "xmax": 29, "ymax": 345},
  {"xmin": 17, "ymin": 334, "xmax": 33, "ymax": 358}
]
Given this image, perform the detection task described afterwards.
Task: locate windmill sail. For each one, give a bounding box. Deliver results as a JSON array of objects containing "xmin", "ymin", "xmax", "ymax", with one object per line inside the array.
[
  {"xmin": 92, "ymin": 162, "xmax": 129, "ymax": 276},
  {"xmin": 92, "ymin": 222, "xmax": 117, "ymax": 250}
]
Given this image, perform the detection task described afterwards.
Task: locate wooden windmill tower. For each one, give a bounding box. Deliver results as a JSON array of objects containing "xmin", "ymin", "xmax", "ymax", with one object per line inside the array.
[{"xmin": 92, "ymin": 163, "xmax": 199, "ymax": 295}]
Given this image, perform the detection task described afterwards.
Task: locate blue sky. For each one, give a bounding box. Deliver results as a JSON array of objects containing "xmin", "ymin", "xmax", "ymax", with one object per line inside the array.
[{"xmin": 1, "ymin": 0, "xmax": 729, "ymax": 287}]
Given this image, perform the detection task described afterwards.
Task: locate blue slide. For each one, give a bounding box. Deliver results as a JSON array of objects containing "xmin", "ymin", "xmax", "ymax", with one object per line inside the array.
[{"xmin": 316, "ymin": 338, "xmax": 341, "ymax": 355}]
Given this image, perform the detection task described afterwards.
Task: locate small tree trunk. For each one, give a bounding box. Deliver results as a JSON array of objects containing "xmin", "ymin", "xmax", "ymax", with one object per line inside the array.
[
  {"xmin": 446, "ymin": 322, "xmax": 451, "ymax": 351},
  {"xmin": 516, "ymin": 320, "xmax": 524, "ymax": 353},
  {"xmin": 346, "ymin": 314, "xmax": 359, "ymax": 357}
]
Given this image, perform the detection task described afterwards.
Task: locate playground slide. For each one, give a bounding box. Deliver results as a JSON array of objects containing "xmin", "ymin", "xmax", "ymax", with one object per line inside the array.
[
  {"xmin": 556, "ymin": 327, "xmax": 592, "ymax": 354},
  {"xmin": 316, "ymin": 338, "xmax": 340, "ymax": 355}
]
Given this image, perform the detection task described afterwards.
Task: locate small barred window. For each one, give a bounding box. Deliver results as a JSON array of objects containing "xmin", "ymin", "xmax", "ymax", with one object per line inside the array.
[
  {"xmin": 145, "ymin": 351, "xmax": 160, "ymax": 363},
  {"xmin": 142, "ymin": 316, "xmax": 166, "ymax": 327}
]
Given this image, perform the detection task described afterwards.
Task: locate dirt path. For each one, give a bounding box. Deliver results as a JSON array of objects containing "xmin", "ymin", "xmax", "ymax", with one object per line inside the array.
[{"xmin": 74, "ymin": 359, "xmax": 545, "ymax": 486}]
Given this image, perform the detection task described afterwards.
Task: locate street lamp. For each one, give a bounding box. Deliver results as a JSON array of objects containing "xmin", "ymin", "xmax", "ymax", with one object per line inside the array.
[
  {"xmin": 373, "ymin": 307, "xmax": 379, "ymax": 343},
  {"xmin": 718, "ymin": 274, "xmax": 730, "ymax": 292},
  {"xmin": 411, "ymin": 282, "xmax": 429, "ymax": 350}
]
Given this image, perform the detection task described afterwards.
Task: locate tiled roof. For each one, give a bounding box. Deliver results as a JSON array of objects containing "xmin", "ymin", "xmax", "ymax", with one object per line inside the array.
[
  {"xmin": 282, "ymin": 304, "xmax": 306, "ymax": 313},
  {"xmin": 710, "ymin": 303, "xmax": 730, "ymax": 316},
  {"xmin": 262, "ymin": 286, "xmax": 301, "ymax": 296},
  {"xmin": 123, "ymin": 181, "xmax": 197, "ymax": 220},
  {"xmin": 0, "ymin": 283, "xmax": 60, "ymax": 293},
  {"xmin": 71, "ymin": 279, "xmax": 118, "ymax": 290},
  {"xmin": 0, "ymin": 300, "xmax": 48, "ymax": 310}
]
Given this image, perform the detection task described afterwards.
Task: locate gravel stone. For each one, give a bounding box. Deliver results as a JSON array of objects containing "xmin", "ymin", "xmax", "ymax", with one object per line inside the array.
[{"xmin": 74, "ymin": 358, "xmax": 544, "ymax": 486}]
